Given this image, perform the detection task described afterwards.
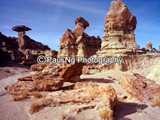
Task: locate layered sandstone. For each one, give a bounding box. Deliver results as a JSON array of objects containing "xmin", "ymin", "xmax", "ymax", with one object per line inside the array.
[
  {"xmin": 97, "ymin": 0, "xmax": 139, "ymax": 57},
  {"xmin": 58, "ymin": 17, "xmax": 101, "ymax": 58}
]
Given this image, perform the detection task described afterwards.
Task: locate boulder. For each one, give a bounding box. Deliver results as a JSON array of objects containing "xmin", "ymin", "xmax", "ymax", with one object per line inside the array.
[
  {"xmin": 119, "ymin": 73, "xmax": 160, "ymax": 105},
  {"xmin": 5, "ymin": 62, "xmax": 84, "ymax": 94}
]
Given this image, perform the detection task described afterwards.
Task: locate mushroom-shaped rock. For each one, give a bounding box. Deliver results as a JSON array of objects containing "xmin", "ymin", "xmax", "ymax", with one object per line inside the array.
[
  {"xmin": 75, "ymin": 17, "xmax": 89, "ymax": 29},
  {"xmin": 12, "ymin": 25, "xmax": 32, "ymax": 32}
]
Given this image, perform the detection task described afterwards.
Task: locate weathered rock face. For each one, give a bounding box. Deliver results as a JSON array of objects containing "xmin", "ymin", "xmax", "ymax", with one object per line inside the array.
[
  {"xmin": 0, "ymin": 32, "xmax": 23, "ymax": 62},
  {"xmin": 13, "ymin": 25, "xmax": 58, "ymax": 65},
  {"xmin": 58, "ymin": 17, "xmax": 101, "ymax": 58},
  {"xmin": 0, "ymin": 26, "xmax": 58, "ymax": 65},
  {"xmin": 97, "ymin": 0, "xmax": 139, "ymax": 57},
  {"xmin": 29, "ymin": 82, "xmax": 116, "ymax": 120},
  {"xmin": 104, "ymin": 0, "xmax": 136, "ymax": 32},
  {"xmin": 119, "ymin": 73, "xmax": 160, "ymax": 105},
  {"xmin": 5, "ymin": 62, "xmax": 84, "ymax": 94}
]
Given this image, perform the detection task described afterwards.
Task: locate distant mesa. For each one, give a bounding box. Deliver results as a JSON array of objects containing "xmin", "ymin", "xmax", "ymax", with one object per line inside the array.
[{"xmin": 12, "ymin": 25, "xmax": 32, "ymax": 32}]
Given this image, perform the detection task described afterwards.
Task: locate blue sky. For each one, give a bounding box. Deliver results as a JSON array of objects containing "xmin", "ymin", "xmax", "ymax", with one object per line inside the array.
[{"xmin": 1, "ymin": 0, "xmax": 160, "ymax": 50}]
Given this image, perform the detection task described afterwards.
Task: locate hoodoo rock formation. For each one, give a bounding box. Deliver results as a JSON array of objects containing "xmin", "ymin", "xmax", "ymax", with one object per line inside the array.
[
  {"xmin": 58, "ymin": 17, "xmax": 101, "ymax": 58},
  {"xmin": 97, "ymin": 0, "xmax": 139, "ymax": 57},
  {"xmin": 0, "ymin": 26, "xmax": 57, "ymax": 65},
  {"xmin": 12, "ymin": 25, "xmax": 50, "ymax": 50}
]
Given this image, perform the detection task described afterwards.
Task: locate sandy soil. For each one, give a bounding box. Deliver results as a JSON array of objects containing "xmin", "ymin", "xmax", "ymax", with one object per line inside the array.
[
  {"xmin": 0, "ymin": 62, "xmax": 30, "ymax": 80},
  {"xmin": 0, "ymin": 68, "xmax": 160, "ymax": 120},
  {"xmin": 0, "ymin": 65, "xmax": 35, "ymax": 120}
]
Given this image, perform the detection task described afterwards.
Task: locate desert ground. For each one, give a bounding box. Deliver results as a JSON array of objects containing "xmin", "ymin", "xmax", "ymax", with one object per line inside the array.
[
  {"xmin": 0, "ymin": 65, "xmax": 160, "ymax": 120},
  {"xmin": 1, "ymin": 0, "xmax": 160, "ymax": 120}
]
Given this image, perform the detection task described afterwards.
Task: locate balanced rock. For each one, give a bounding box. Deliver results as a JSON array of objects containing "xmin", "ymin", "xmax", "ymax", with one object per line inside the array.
[
  {"xmin": 12, "ymin": 25, "xmax": 31, "ymax": 32},
  {"xmin": 12, "ymin": 25, "xmax": 50, "ymax": 50},
  {"xmin": 3, "ymin": 25, "xmax": 57, "ymax": 65},
  {"xmin": 58, "ymin": 17, "xmax": 101, "ymax": 58}
]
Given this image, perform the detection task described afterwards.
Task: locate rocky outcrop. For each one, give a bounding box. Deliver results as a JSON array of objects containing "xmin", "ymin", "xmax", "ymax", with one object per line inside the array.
[
  {"xmin": 0, "ymin": 32, "xmax": 22, "ymax": 62},
  {"xmin": 29, "ymin": 82, "xmax": 116, "ymax": 120},
  {"xmin": 97, "ymin": 0, "xmax": 139, "ymax": 57},
  {"xmin": 5, "ymin": 62, "xmax": 84, "ymax": 94},
  {"xmin": 58, "ymin": 17, "xmax": 101, "ymax": 58},
  {"xmin": 119, "ymin": 73, "xmax": 160, "ymax": 105},
  {"xmin": 0, "ymin": 26, "xmax": 58, "ymax": 65}
]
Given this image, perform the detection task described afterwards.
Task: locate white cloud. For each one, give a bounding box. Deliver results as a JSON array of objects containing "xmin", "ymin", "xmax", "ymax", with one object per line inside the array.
[
  {"xmin": 36, "ymin": 0, "xmax": 106, "ymax": 15},
  {"xmin": 0, "ymin": 26, "xmax": 10, "ymax": 29}
]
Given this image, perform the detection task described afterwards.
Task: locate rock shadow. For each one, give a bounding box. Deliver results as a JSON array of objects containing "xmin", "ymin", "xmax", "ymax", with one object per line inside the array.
[
  {"xmin": 81, "ymin": 78, "xmax": 114, "ymax": 83},
  {"xmin": 114, "ymin": 101, "xmax": 148, "ymax": 120}
]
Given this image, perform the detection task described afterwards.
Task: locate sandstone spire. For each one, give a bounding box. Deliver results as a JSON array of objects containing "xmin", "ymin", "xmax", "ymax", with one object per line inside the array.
[{"xmin": 97, "ymin": 0, "xmax": 139, "ymax": 57}]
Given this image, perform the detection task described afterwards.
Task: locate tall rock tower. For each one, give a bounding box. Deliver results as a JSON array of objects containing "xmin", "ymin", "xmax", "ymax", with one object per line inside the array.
[{"xmin": 97, "ymin": 0, "xmax": 139, "ymax": 57}]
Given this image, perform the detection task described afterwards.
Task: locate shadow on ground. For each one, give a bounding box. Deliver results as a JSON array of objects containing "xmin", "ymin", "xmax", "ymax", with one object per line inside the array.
[
  {"xmin": 114, "ymin": 101, "xmax": 148, "ymax": 120},
  {"xmin": 81, "ymin": 78, "xmax": 114, "ymax": 83}
]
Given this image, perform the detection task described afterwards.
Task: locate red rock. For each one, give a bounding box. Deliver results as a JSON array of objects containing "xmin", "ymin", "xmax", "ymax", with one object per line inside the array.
[
  {"xmin": 104, "ymin": 0, "xmax": 137, "ymax": 32},
  {"xmin": 59, "ymin": 29, "xmax": 76, "ymax": 45},
  {"xmin": 5, "ymin": 62, "xmax": 84, "ymax": 94},
  {"xmin": 119, "ymin": 73, "xmax": 160, "ymax": 105},
  {"xmin": 30, "ymin": 82, "xmax": 116, "ymax": 119},
  {"xmin": 75, "ymin": 16, "xmax": 89, "ymax": 29},
  {"xmin": 58, "ymin": 17, "xmax": 101, "ymax": 58}
]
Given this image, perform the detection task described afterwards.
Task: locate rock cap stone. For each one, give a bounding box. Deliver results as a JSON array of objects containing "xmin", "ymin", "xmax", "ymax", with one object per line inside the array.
[
  {"xmin": 12, "ymin": 25, "xmax": 32, "ymax": 32},
  {"xmin": 75, "ymin": 16, "xmax": 89, "ymax": 29}
]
